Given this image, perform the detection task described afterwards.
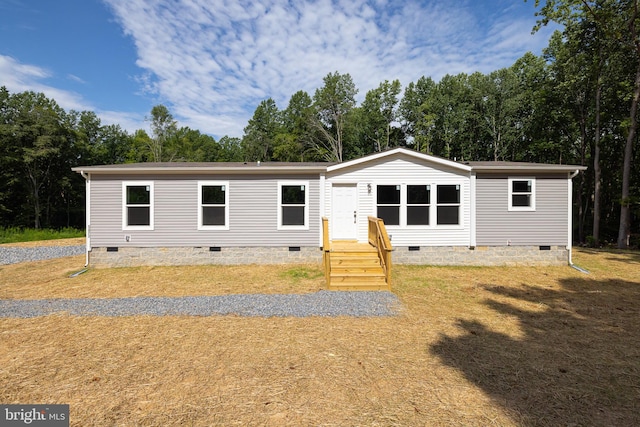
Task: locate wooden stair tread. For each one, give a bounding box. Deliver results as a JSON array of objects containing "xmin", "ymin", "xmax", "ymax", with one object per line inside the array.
[
  {"xmin": 331, "ymin": 254, "xmax": 377, "ymax": 258},
  {"xmin": 327, "ymin": 284, "xmax": 390, "ymax": 291},
  {"xmin": 331, "ymin": 270, "xmax": 384, "ymax": 277},
  {"xmin": 331, "ymin": 258, "xmax": 380, "ymax": 265},
  {"xmin": 331, "ymin": 266, "xmax": 383, "ymax": 273},
  {"xmin": 324, "ymin": 238, "xmax": 390, "ymax": 291},
  {"xmin": 329, "ymin": 277, "xmax": 387, "ymax": 285},
  {"xmin": 330, "ymin": 244, "xmax": 377, "ymax": 253}
]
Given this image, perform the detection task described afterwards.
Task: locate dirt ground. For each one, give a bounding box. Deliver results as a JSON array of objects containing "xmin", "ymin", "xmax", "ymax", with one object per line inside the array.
[{"xmin": 1, "ymin": 248, "xmax": 639, "ymax": 426}]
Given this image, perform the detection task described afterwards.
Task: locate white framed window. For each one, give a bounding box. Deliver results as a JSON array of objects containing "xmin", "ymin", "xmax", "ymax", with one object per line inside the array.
[
  {"xmin": 278, "ymin": 181, "xmax": 309, "ymax": 230},
  {"xmin": 198, "ymin": 181, "xmax": 229, "ymax": 230},
  {"xmin": 375, "ymin": 183, "xmax": 460, "ymax": 227},
  {"xmin": 122, "ymin": 181, "xmax": 154, "ymax": 230},
  {"xmin": 407, "ymin": 185, "xmax": 430, "ymax": 226},
  {"xmin": 508, "ymin": 177, "xmax": 536, "ymax": 211},
  {"xmin": 436, "ymin": 184, "xmax": 460, "ymax": 225},
  {"xmin": 376, "ymin": 185, "xmax": 401, "ymax": 226}
]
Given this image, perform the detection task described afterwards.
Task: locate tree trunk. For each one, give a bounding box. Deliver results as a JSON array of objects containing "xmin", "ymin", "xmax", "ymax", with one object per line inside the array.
[
  {"xmin": 26, "ymin": 167, "xmax": 41, "ymax": 229},
  {"xmin": 578, "ymin": 110, "xmax": 587, "ymax": 244},
  {"xmin": 593, "ymin": 75, "xmax": 602, "ymax": 246},
  {"xmin": 617, "ymin": 64, "xmax": 640, "ymax": 249}
]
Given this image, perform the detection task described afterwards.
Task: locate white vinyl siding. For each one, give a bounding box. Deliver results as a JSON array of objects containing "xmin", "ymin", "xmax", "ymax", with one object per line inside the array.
[
  {"xmin": 91, "ymin": 174, "xmax": 320, "ymax": 247},
  {"xmin": 326, "ymin": 155, "xmax": 471, "ymax": 247}
]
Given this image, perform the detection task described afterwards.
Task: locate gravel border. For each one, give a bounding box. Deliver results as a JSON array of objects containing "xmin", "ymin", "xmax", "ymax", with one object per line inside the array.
[
  {"xmin": 0, "ymin": 291, "xmax": 400, "ymax": 318},
  {"xmin": 0, "ymin": 245, "xmax": 85, "ymax": 265}
]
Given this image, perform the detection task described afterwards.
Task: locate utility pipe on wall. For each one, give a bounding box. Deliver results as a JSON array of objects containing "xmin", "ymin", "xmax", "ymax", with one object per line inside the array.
[{"xmin": 80, "ymin": 170, "xmax": 90, "ymax": 267}]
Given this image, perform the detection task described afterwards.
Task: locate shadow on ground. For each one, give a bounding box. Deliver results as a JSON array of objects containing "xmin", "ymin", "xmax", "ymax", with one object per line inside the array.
[
  {"xmin": 431, "ymin": 276, "xmax": 640, "ymax": 426},
  {"xmin": 578, "ymin": 248, "xmax": 640, "ymax": 265}
]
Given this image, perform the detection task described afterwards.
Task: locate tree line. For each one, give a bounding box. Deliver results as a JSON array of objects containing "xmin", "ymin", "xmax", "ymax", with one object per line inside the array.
[{"xmin": 0, "ymin": 0, "xmax": 638, "ymax": 248}]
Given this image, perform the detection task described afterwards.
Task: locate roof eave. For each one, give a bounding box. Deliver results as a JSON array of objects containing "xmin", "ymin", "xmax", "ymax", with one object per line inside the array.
[
  {"xmin": 470, "ymin": 165, "xmax": 588, "ymax": 173},
  {"xmin": 71, "ymin": 166, "xmax": 329, "ymax": 174}
]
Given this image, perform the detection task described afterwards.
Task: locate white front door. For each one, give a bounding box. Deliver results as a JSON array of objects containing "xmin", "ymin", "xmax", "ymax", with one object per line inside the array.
[{"xmin": 331, "ymin": 184, "xmax": 358, "ymax": 240}]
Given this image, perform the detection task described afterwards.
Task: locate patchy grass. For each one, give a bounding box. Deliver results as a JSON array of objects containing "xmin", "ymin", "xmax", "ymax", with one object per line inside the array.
[
  {"xmin": 0, "ymin": 248, "xmax": 639, "ymax": 426},
  {"xmin": 280, "ymin": 266, "xmax": 324, "ymax": 281},
  {"xmin": 0, "ymin": 260, "xmax": 325, "ymax": 299},
  {"xmin": 0, "ymin": 228, "xmax": 84, "ymax": 244}
]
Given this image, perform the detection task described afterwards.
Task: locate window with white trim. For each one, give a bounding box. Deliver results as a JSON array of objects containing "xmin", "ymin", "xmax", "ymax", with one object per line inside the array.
[
  {"xmin": 436, "ymin": 184, "xmax": 460, "ymax": 225},
  {"xmin": 278, "ymin": 181, "xmax": 309, "ymax": 229},
  {"xmin": 377, "ymin": 185, "xmax": 401, "ymax": 226},
  {"xmin": 508, "ymin": 178, "xmax": 535, "ymax": 211},
  {"xmin": 122, "ymin": 181, "xmax": 154, "ymax": 230},
  {"xmin": 198, "ymin": 181, "xmax": 229, "ymax": 230},
  {"xmin": 407, "ymin": 185, "xmax": 430, "ymax": 225}
]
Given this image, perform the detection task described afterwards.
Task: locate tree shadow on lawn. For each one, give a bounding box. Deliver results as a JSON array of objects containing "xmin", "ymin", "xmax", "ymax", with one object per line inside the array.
[
  {"xmin": 431, "ymin": 277, "xmax": 640, "ymax": 426},
  {"xmin": 578, "ymin": 248, "xmax": 640, "ymax": 264}
]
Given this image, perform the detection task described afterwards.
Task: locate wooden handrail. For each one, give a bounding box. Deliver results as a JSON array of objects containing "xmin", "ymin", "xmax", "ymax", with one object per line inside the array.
[
  {"xmin": 322, "ymin": 217, "xmax": 331, "ymax": 287},
  {"xmin": 322, "ymin": 217, "xmax": 330, "ymax": 252},
  {"xmin": 368, "ymin": 216, "xmax": 393, "ymax": 287}
]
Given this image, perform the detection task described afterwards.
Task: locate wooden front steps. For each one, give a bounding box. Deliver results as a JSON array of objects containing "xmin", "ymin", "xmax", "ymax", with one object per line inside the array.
[{"xmin": 327, "ymin": 241, "xmax": 390, "ymax": 291}]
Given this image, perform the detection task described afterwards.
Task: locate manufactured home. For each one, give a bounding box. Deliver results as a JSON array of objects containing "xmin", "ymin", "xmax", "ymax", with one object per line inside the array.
[{"xmin": 73, "ymin": 148, "xmax": 586, "ymax": 285}]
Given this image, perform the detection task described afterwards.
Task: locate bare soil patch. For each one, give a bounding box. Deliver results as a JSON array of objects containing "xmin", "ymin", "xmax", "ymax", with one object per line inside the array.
[{"xmin": 1, "ymin": 248, "xmax": 639, "ymax": 426}]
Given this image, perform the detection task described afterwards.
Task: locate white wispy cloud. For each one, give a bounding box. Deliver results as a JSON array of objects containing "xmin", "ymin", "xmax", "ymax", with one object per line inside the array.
[
  {"xmin": 4, "ymin": 1, "xmax": 555, "ymax": 140},
  {"xmin": 0, "ymin": 54, "xmax": 145, "ymax": 132},
  {"xmin": 103, "ymin": 0, "xmax": 555, "ymax": 139},
  {"xmin": 1, "ymin": 54, "xmax": 89, "ymax": 111},
  {"xmin": 67, "ymin": 74, "xmax": 87, "ymax": 84}
]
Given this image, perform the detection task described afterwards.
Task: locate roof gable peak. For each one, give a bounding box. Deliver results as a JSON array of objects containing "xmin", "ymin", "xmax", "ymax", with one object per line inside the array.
[{"xmin": 327, "ymin": 147, "xmax": 472, "ymax": 172}]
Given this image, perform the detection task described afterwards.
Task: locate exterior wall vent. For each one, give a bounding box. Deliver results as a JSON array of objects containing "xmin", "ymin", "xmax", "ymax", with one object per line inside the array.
[
  {"xmin": 209, "ymin": 247, "xmax": 221, "ymax": 252},
  {"xmin": 408, "ymin": 246, "xmax": 420, "ymax": 251},
  {"xmin": 289, "ymin": 246, "xmax": 301, "ymax": 252},
  {"xmin": 539, "ymin": 245, "xmax": 551, "ymax": 251},
  {"xmin": 106, "ymin": 247, "xmax": 119, "ymax": 252}
]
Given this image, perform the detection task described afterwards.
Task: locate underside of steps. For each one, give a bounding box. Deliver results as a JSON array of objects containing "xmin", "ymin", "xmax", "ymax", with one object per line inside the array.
[{"xmin": 327, "ymin": 241, "xmax": 390, "ymax": 291}]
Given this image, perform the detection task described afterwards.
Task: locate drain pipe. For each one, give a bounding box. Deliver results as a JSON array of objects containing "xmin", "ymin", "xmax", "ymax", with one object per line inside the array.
[
  {"xmin": 80, "ymin": 170, "xmax": 90, "ymax": 267},
  {"xmin": 568, "ymin": 169, "xmax": 588, "ymax": 273}
]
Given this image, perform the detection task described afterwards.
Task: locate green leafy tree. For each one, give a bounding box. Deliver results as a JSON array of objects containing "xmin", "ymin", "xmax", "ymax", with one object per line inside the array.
[
  {"xmin": 399, "ymin": 76, "xmax": 438, "ymax": 153},
  {"xmin": 478, "ymin": 69, "xmax": 522, "ymax": 161},
  {"xmin": 98, "ymin": 124, "xmax": 133, "ymax": 164},
  {"xmin": 277, "ymin": 91, "xmax": 317, "ymax": 161},
  {"xmin": 360, "ymin": 80, "xmax": 402, "ymax": 152},
  {"xmin": 173, "ymin": 127, "xmax": 220, "ymax": 162},
  {"xmin": 241, "ymin": 98, "xmax": 282, "ymax": 161},
  {"xmin": 128, "ymin": 129, "xmax": 153, "ymax": 163},
  {"xmin": 1, "ymin": 90, "xmax": 67, "ymax": 228},
  {"xmin": 217, "ymin": 136, "xmax": 243, "ymax": 161},
  {"xmin": 311, "ymin": 71, "xmax": 358, "ymax": 162},
  {"xmin": 532, "ymin": 0, "xmax": 640, "ymax": 248},
  {"xmin": 147, "ymin": 104, "xmax": 178, "ymax": 162}
]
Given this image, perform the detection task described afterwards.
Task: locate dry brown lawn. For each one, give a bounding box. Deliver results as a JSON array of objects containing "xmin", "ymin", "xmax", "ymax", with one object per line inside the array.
[
  {"xmin": 0, "ymin": 237, "xmax": 85, "ymax": 247},
  {"xmin": 1, "ymin": 246, "xmax": 639, "ymax": 426}
]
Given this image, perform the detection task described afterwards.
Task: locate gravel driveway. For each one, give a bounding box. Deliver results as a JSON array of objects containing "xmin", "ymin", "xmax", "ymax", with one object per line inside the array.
[
  {"xmin": 0, "ymin": 245, "xmax": 85, "ymax": 265},
  {"xmin": 0, "ymin": 292, "xmax": 400, "ymax": 318}
]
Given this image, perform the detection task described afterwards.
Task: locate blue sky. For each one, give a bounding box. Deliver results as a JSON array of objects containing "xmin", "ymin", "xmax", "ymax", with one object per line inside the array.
[{"xmin": 0, "ymin": 0, "xmax": 557, "ymax": 139}]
